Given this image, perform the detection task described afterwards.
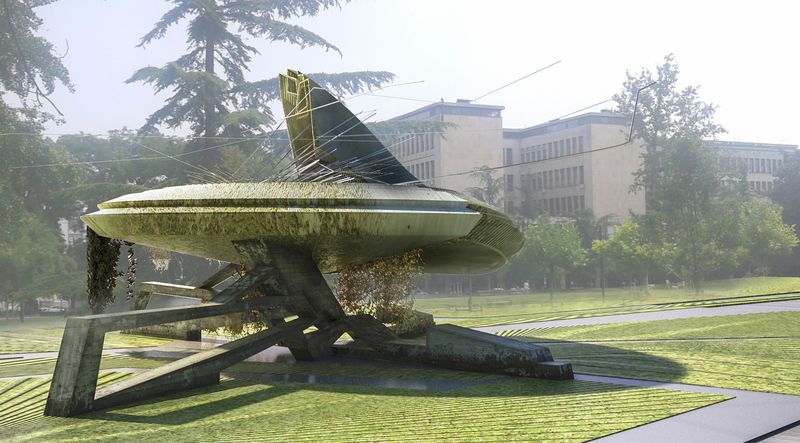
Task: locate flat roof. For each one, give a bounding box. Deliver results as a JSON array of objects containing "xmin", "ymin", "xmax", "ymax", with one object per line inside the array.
[
  {"xmin": 392, "ymin": 100, "xmax": 504, "ymax": 121},
  {"xmin": 503, "ymin": 112, "xmax": 629, "ymax": 139},
  {"xmin": 705, "ymin": 140, "xmax": 798, "ymax": 151}
]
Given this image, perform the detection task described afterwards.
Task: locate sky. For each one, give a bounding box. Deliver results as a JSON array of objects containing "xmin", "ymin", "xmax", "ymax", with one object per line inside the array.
[{"xmin": 34, "ymin": 0, "xmax": 799, "ymax": 145}]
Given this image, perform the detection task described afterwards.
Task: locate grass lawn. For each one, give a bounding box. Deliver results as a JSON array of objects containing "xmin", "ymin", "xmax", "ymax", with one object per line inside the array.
[
  {"xmin": 415, "ymin": 277, "xmax": 800, "ymax": 327},
  {"xmin": 0, "ymin": 316, "xmax": 169, "ymax": 355},
  {"xmin": 0, "ymin": 370, "xmax": 727, "ymax": 442},
  {"xmin": 501, "ymin": 311, "xmax": 800, "ymax": 395}
]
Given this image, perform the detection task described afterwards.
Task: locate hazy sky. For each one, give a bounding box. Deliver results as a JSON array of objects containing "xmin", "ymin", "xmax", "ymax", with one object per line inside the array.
[{"xmin": 36, "ymin": 0, "xmax": 799, "ymax": 144}]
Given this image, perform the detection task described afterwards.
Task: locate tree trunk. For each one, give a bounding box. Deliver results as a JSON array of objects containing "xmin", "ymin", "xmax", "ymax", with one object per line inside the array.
[{"xmin": 199, "ymin": 35, "xmax": 219, "ymax": 172}]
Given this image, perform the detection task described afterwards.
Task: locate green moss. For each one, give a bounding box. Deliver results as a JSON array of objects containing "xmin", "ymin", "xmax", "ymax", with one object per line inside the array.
[
  {"xmin": 0, "ymin": 374, "xmax": 726, "ymax": 442},
  {"xmin": 502, "ymin": 311, "xmax": 800, "ymax": 395},
  {"xmin": 416, "ymin": 277, "xmax": 800, "ymax": 327}
]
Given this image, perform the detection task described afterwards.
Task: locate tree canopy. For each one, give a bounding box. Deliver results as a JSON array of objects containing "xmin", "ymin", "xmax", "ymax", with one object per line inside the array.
[{"xmin": 127, "ymin": 0, "xmax": 396, "ymax": 177}]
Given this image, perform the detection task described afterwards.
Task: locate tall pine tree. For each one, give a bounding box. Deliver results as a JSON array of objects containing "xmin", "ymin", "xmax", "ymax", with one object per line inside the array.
[{"xmin": 127, "ymin": 0, "xmax": 395, "ymax": 179}]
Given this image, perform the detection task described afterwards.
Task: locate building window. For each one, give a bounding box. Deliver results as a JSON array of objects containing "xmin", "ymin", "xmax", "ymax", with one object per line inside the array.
[
  {"xmin": 504, "ymin": 148, "xmax": 513, "ymax": 166},
  {"xmin": 579, "ymin": 195, "xmax": 585, "ymax": 210},
  {"xmin": 559, "ymin": 140, "xmax": 565, "ymax": 157},
  {"xmin": 579, "ymin": 165, "xmax": 585, "ymax": 184},
  {"xmin": 578, "ymin": 136, "xmax": 584, "ymax": 153},
  {"xmin": 506, "ymin": 174, "xmax": 514, "ymax": 192}
]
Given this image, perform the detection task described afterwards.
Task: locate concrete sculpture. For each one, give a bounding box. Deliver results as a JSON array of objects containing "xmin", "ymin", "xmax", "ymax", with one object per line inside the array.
[{"xmin": 45, "ymin": 70, "xmax": 571, "ymax": 417}]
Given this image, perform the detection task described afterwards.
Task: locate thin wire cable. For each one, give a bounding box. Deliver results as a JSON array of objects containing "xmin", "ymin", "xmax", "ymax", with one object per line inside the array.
[
  {"xmin": 472, "ymin": 60, "xmax": 562, "ymax": 102},
  {"xmin": 398, "ymin": 81, "xmax": 656, "ymax": 185}
]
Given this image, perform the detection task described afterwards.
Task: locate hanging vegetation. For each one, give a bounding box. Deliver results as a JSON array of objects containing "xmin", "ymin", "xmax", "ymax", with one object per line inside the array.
[
  {"xmin": 336, "ymin": 249, "xmax": 423, "ymax": 324},
  {"xmin": 147, "ymin": 247, "xmax": 172, "ymax": 271},
  {"xmin": 124, "ymin": 242, "xmax": 136, "ymax": 300},
  {"xmin": 86, "ymin": 227, "xmax": 123, "ymax": 314}
]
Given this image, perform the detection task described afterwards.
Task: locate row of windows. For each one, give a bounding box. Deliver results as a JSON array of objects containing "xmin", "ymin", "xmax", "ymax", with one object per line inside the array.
[
  {"xmin": 409, "ymin": 160, "xmax": 435, "ymax": 181},
  {"xmin": 511, "ymin": 166, "xmax": 586, "ymax": 192},
  {"xmin": 520, "ymin": 136, "xmax": 585, "ymax": 163},
  {"xmin": 504, "ymin": 195, "xmax": 587, "ymax": 216},
  {"xmin": 750, "ymin": 180, "xmax": 774, "ymax": 193},
  {"xmin": 392, "ymin": 133, "xmax": 436, "ymax": 158},
  {"xmin": 720, "ymin": 156, "xmax": 783, "ymax": 174},
  {"xmin": 539, "ymin": 195, "xmax": 586, "ymax": 215}
]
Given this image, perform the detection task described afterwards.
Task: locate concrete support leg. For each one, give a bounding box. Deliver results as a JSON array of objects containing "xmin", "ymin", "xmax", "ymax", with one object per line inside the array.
[
  {"xmin": 93, "ymin": 317, "xmax": 315, "ymax": 411},
  {"xmin": 43, "ymin": 318, "xmax": 106, "ymax": 416}
]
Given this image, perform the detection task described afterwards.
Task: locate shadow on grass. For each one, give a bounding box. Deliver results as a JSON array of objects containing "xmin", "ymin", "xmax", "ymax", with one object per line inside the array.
[{"xmin": 73, "ymin": 344, "xmax": 687, "ymax": 426}]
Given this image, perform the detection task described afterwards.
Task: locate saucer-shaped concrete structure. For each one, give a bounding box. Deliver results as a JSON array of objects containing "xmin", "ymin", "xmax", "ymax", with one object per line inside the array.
[
  {"xmin": 45, "ymin": 70, "xmax": 567, "ymax": 419},
  {"xmin": 81, "ymin": 182, "xmax": 522, "ymax": 274}
]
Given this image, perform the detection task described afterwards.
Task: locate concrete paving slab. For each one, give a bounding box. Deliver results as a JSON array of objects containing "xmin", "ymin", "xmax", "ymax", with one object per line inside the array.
[{"xmin": 580, "ymin": 374, "xmax": 800, "ymax": 443}]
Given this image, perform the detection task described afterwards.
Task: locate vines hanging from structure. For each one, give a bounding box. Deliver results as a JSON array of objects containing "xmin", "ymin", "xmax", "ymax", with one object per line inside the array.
[
  {"xmin": 124, "ymin": 242, "xmax": 136, "ymax": 300},
  {"xmin": 336, "ymin": 249, "xmax": 423, "ymax": 323},
  {"xmin": 86, "ymin": 227, "xmax": 122, "ymax": 314}
]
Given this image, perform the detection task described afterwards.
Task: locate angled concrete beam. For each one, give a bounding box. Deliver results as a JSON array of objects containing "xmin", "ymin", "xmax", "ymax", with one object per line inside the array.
[
  {"xmin": 197, "ymin": 263, "xmax": 240, "ymax": 289},
  {"xmin": 92, "ymin": 317, "xmax": 315, "ymax": 411}
]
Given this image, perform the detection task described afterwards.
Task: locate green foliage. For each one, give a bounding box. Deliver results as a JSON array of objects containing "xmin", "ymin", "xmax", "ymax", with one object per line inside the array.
[
  {"xmin": 0, "ymin": 214, "xmax": 74, "ymax": 304},
  {"xmin": 613, "ymin": 56, "xmax": 795, "ymax": 286},
  {"xmin": 86, "ymin": 228, "xmax": 123, "ymax": 314},
  {"xmin": 739, "ymin": 198, "xmax": 798, "ymax": 271},
  {"xmin": 466, "ymin": 165, "xmax": 504, "ymax": 207},
  {"xmin": 593, "ymin": 219, "xmax": 673, "ymax": 289},
  {"xmin": 0, "ymin": 0, "xmax": 73, "ymax": 116},
  {"xmin": 54, "ymin": 129, "xmax": 186, "ymax": 186},
  {"xmin": 770, "ymin": 154, "xmax": 800, "ymax": 274},
  {"xmin": 521, "ymin": 216, "xmax": 587, "ymax": 294},
  {"xmin": 336, "ymin": 249, "xmax": 423, "ymax": 323},
  {"xmin": 614, "ymin": 53, "xmax": 724, "ymax": 152},
  {"xmin": 391, "ymin": 309, "xmax": 435, "ymax": 338},
  {"xmin": 128, "ymin": 0, "xmax": 396, "ymax": 174}
]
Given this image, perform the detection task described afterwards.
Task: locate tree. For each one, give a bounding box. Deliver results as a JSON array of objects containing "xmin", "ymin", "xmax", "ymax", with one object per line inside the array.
[
  {"xmin": 522, "ymin": 216, "xmax": 587, "ymax": 299},
  {"xmin": 466, "ymin": 165, "xmax": 504, "ymax": 207},
  {"xmin": 593, "ymin": 219, "xmax": 672, "ymax": 294},
  {"xmin": 771, "ymin": 154, "xmax": 800, "ymax": 275},
  {"xmin": 0, "ymin": 0, "xmax": 73, "ymax": 117},
  {"xmin": 571, "ymin": 209, "xmax": 614, "ymax": 294},
  {"xmin": 615, "ymin": 56, "xmax": 741, "ymax": 289},
  {"xmin": 0, "ymin": 0, "xmax": 79, "ymax": 320},
  {"xmin": 128, "ymin": 0, "xmax": 395, "ymax": 177},
  {"xmin": 615, "ymin": 54, "xmax": 725, "ymax": 209},
  {"xmin": 0, "ymin": 215, "xmax": 75, "ymax": 319},
  {"xmin": 739, "ymin": 199, "xmax": 798, "ymax": 274}
]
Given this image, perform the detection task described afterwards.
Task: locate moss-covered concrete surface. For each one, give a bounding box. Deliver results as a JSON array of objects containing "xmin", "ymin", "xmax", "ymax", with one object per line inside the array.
[
  {"xmin": 81, "ymin": 182, "xmax": 522, "ymax": 273},
  {"xmin": 0, "ymin": 370, "xmax": 726, "ymax": 442},
  {"xmin": 502, "ymin": 311, "xmax": 800, "ymax": 395}
]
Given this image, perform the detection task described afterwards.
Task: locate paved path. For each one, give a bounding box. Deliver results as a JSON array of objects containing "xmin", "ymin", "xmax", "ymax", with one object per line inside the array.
[
  {"xmin": 580, "ymin": 374, "xmax": 800, "ymax": 443},
  {"xmin": 476, "ymin": 299, "xmax": 800, "ymax": 333}
]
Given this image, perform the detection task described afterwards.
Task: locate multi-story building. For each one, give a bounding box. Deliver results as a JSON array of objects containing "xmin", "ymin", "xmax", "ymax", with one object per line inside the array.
[
  {"xmin": 390, "ymin": 100, "xmax": 504, "ymax": 193},
  {"xmin": 389, "ymin": 102, "xmax": 796, "ymax": 223},
  {"xmin": 710, "ymin": 140, "xmax": 794, "ymax": 193},
  {"xmin": 502, "ymin": 111, "xmax": 645, "ymax": 222}
]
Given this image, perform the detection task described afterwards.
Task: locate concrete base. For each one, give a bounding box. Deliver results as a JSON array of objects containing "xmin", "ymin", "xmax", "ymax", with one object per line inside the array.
[
  {"xmin": 335, "ymin": 324, "xmax": 573, "ymax": 380},
  {"xmin": 47, "ymin": 243, "xmax": 572, "ymax": 417},
  {"xmin": 45, "ymin": 244, "xmax": 396, "ymax": 417}
]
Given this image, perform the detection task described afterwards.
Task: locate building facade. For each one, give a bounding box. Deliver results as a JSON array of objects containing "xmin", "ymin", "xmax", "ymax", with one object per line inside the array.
[
  {"xmin": 502, "ymin": 111, "xmax": 645, "ymax": 223},
  {"xmin": 389, "ymin": 103, "xmax": 796, "ymax": 223},
  {"xmin": 390, "ymin": 100, "xmax": 504, "ymax": 193},
  {"xmin": 710, "ymin": 140, "xmax": 794, "ymax": 193}
]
